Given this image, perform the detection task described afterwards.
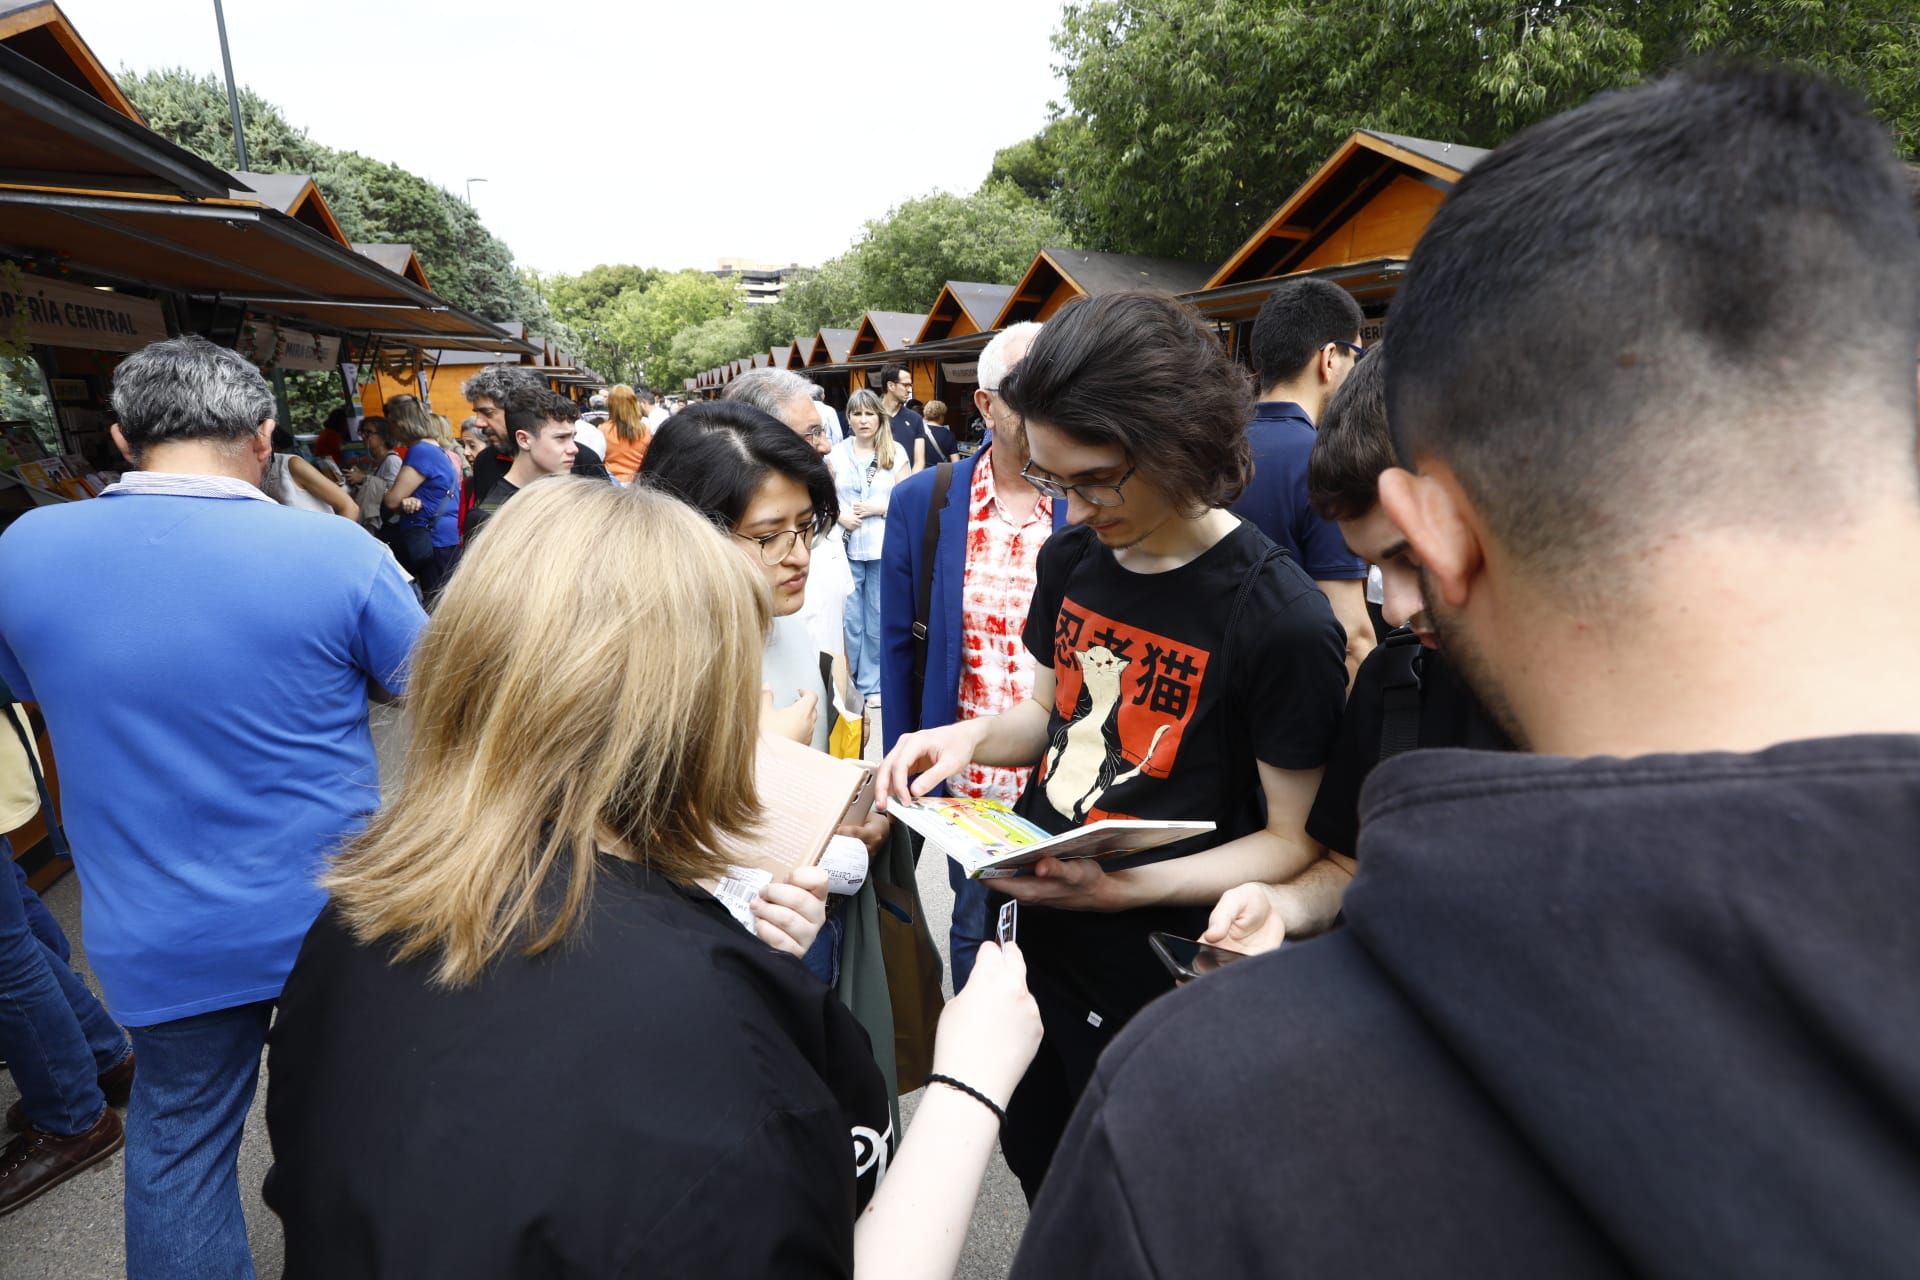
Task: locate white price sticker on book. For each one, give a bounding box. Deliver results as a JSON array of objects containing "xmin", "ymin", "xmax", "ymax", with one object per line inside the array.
[{"xmin": 711, "ymin": 865, "xmax": 774, "ymax": 933}]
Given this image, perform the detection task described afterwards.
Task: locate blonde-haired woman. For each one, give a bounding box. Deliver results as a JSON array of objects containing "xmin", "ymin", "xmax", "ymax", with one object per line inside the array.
[
  {"xmin": 829, "ymin": 388, "xmax": 908, "ymax": 706},
  {"xmin": 600, "ymin": 383, "xmax": 651, "ymax": 484},
  {"xmin": 263, "ymin": 479, "xmax": 1040, "ymax": 1279}
]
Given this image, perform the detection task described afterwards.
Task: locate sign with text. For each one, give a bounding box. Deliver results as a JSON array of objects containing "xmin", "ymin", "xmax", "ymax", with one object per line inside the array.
[
  {"xmin": 2, "ymin": 274, "xmax": 167, "ymax": 353},
  {"xmin": 941, "ymin": 361, "xmax": 979, "ymax": 383},
  {"xmin": 237, "ymin": 318, "xmax": 341, "ymax": 371}
]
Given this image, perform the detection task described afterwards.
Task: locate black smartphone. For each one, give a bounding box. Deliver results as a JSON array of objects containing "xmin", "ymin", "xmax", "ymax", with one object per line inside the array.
[{"xmin": 1148, "ymin": 931, "xmax": 1252, "ymax": 983}]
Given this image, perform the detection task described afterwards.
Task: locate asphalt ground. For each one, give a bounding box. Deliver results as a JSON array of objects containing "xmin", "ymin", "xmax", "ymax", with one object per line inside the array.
[{"xmin": 0, "ymin": 704, "xmax": 1028, "ymax": 1278}]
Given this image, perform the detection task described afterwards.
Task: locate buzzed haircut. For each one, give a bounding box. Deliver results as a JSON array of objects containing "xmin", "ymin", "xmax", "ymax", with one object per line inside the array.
[
  {"xmin": 1248, "ymin": 278, "xmax": 1365, "ymax": 389},
  {"xmin": 1387, "ymin": 65, "xmax": 1920, "ymax": 589},
  {"xmin": 999, "ymin": 292, "xmax": 1253, "ymax": 513},
  {"xmin": 1308, "ymin": 342, "xmax": 1394, "ymax": 523}
]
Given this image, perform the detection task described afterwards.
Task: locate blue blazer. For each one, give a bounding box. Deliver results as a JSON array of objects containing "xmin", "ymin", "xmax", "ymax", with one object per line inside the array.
[{"xmin": 879, "ymin": 449, "xmax": 1069, "ymax": 755}]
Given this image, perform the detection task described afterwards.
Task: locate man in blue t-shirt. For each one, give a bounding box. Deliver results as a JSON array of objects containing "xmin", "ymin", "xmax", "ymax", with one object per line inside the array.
[
  {"xmin": 0, "ymin": 335, "xmax": 424, "ymax": 1275},
  {"xmin": 1230, "ymin": 278, "xmax": 1376, "ymax": 680}
]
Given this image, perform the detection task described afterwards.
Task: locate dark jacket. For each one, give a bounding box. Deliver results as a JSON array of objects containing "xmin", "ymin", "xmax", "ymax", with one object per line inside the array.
[{"xmin": 1014, "ymin": 736, "xmax": 1920, "ymax": 1278}]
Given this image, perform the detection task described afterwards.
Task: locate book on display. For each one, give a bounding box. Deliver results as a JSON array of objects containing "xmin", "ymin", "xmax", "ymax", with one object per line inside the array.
[{"xmin": 890, "ymin": 795, "xmax": 1213, "ymax": 880}]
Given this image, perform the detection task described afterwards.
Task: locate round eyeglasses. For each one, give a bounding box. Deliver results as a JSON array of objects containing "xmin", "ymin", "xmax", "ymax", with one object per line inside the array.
[
  {"xmin": 1020, "ymin": 460, "xmax": 1138, "ymax": 508},
  {"xmin": 732, "ymin": 525, "xmax": 815, "ymax": 564}
]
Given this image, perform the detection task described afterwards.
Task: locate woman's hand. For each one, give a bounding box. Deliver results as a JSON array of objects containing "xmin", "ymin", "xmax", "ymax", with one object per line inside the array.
[
  {"xmin": 996, "ymin": 856, "xmax": 1132, "ymax": 912},
  {"xmin": 401, "ymin": 495, "xmax": 422, "ymax": 515},
  {"xmin": 753, "ymin": 865, "xmax": 829, "ymax": 958},
  {"xmin": 1199, "ymin": 883, "xmax": 1289, "ymax": 956},
  {"xmin": 839, "ymin": 511, "xmax": 864, "ymax": 531},
  {"xmin": 875, "ymin": 719, "xmax": 987, "ymax": 810},
  {"xmin": 836, "ymin": 807, "xmax": 891, "ymax": 856},
  {"xmin": 760, "ymin": 686, "xmax": 818, "ymax": 745},
  {"xmin": 929, "ymin": 941, "xmax": 1042, "ymax": 1107}
]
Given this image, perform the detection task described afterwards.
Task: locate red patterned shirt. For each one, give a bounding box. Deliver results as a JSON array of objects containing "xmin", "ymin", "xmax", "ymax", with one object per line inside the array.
[{"xmin": 951, "ymin": 447, "xmax": 1054, "ymax": 804}]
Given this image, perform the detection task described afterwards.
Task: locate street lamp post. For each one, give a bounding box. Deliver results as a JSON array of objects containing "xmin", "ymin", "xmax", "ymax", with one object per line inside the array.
[
  {"xmin": 212, "ymin": 0, "xmax": 248, "ymax": 171},
  {"xmin": 466, "ymin": 177, "xmax": 487, "ymax": 204}
]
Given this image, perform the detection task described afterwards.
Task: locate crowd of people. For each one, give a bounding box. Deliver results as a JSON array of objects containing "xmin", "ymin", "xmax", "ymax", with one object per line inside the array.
[{"xmin": 2, "ymin": 62, "xmax": 1919, "ymax": 1278}]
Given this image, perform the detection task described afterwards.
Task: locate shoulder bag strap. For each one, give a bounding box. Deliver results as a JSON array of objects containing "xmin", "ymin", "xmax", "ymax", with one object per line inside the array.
[
  {"xmin": 910, "ymin": 462, "xmax": 956, "ymax": 707},
  {"xmin": 0, "ymin": 690, "xmax": 65, "ymax": 859},
  {"xmin": 1376, "ymin": 635, "xmax": 1426, "ymax": 762},
  {"xmin": 920, "ymin": 421, "xmax": 948, "ymax": 463},
  {"xmin": 1218, "ymin": 542, "xmax": 1290, "ymax": 800}
]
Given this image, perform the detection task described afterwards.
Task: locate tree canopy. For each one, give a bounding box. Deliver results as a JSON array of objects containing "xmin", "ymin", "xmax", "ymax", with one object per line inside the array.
[
  {"xmin": 1024, "ymin": 0, "xmax": 1920, "ymax": 263},
  {"xmin": 122, "ymin": 69, "xmax": 551, "ymax": 331}
]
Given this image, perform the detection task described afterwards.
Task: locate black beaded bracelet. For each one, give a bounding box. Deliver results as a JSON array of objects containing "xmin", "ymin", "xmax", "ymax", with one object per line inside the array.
[{"xmin": 926, "ymin": 1073, "xmax": 1007, "ymax": 1126}]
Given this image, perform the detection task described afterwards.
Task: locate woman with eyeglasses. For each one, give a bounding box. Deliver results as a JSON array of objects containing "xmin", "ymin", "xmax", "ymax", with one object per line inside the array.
[{"xmin": 829, "ymin": 389, "xmax": 911, "ymax": 709}]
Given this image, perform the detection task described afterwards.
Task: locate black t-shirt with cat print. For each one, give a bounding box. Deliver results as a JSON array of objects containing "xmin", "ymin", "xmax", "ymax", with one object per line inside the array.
[{"xmin": 1009, "ymin": 518, "xmax": 1347, "ymax": 1025}]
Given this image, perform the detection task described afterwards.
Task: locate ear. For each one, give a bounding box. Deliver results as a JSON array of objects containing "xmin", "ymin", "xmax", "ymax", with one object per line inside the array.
[
  {"xmin": 253, "ymin": 420, "xmax": 275, "ymax": 459},
  {"xmin": 972, "ymin": 387, "xmax": 993, "ymax": 424},
  {"xmin": 1317, "ymin": 344, "xmax": 1338, "ymax": 386},
  {"xmin": 110, "ymin": 423, "xmax": 137, "ymax": 466},
  {"xmin": 1377, "ymin": 465, "xmax": 1483, "ymax": 610}
]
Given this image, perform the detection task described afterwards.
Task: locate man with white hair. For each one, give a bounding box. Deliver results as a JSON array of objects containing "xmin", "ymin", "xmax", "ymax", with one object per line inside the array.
[
  {"xmin": 878, "ymin": 322, "xmax": 1064, "ymax": 988},
  {"xmin": 724, "ymin": 368, "xmax": 829, "ymax": 456}
]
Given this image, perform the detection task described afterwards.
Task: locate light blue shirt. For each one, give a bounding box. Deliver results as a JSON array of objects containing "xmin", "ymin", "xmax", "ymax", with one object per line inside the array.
[
  {"xmin": 0, "ymin": 480, "xmax": 425, "ymax": 1024},
  {"xmin": 828, "ymin": 439, "xmax": 908, "ymax": 562}
]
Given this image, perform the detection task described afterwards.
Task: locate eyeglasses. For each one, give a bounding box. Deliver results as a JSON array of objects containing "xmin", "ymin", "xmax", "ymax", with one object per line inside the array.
[
  {"xmin": 1021, "ymin": 460, "xmax": 1137, "ymax": 508},
  {"xmin": 732, "ymin": 524, "xmax": 816, "ymax": 564},
  {"xmin": 1326, "ymin": 340, "xmax": 1367, "ymax": 361},
  {"xmin": 802, "ymin": 426, "xmax": 827, "ymax": 443}
]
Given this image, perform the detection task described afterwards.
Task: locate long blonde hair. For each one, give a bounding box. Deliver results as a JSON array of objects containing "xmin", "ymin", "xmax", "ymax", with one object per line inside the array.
[
  {"xmin": 323, "ymin": 479, "xmax": 771, "ymax": 987},
  {"xmin": 846, "ymin": 388, "xmax": 898, "ymax": 470},
  {"xmin": 606, "ymin": 384, "xmax": 649, "ymax": 444}
]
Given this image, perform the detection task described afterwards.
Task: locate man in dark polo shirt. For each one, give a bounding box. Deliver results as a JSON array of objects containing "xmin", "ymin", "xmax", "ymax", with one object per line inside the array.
[
  {"xmin": 882, "ymin": 364, "xmax": 954, "ymax": 467},
  {"xmin": 1231, "ymin": 277, "xmax": 1376, "ymax": 680},
  {"xmin": 1015, "ymin": 66, "xmax": 1920, "ymax": 1277}
]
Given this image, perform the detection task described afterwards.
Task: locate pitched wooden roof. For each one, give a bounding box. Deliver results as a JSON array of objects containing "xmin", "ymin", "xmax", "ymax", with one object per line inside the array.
[{"xmin": 848, "ymin": 310, "xmax": 927, "ymax": 358}]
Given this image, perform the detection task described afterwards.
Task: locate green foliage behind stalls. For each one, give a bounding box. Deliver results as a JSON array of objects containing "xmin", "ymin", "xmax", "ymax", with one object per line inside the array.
[
  {"xmin": 121, "ymin": 69, "xmax": 552, "ymax": 332},
  {"xmin": 1023, "ymin": 0, "xmax": 1920, "ymax": 264}
]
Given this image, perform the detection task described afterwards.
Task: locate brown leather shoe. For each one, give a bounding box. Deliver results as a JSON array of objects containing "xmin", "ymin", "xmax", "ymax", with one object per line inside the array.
[
  {"xmin": 5, "ymin": 1050, "xmax": 133, "ymax": 1133},
  {"xmin": 0, "ymin": 1106, "xmax": 124, "ymax": 1216}
]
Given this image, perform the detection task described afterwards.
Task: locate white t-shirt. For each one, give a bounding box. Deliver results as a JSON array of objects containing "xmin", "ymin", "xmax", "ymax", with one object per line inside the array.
[
  {"xmin": 796, "ymin": 527, "xmax": 856, "ymax": 664},
  {"xmin": 763, "ymin": 613, "xmax": 831, "ymax": 753},
  {"xmin": 644, "ymin": 406, "xmax": 670, "ymax": 431},
  {"xmin": 573, "ymin": 418, "xmax": 608, "ymax": 461}
]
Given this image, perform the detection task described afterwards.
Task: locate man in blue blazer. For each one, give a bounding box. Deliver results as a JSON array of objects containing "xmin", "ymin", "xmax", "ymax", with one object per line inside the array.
[{"xmin": 880, "ymin": 322, "xmax": 1065, "ymax": 988}]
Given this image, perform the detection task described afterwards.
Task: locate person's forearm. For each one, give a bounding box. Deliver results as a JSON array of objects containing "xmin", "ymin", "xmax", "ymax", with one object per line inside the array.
[
  {"xmin": 1270, "ymin": 853, "xmax": 1356, "ymax": 938},
  {"xmin": 854, "ymin": 1088, "xmax": 1000, "ymax": 1280},
  {"xmin": 1110, "ymin": 827, "xmax": 1323, "ymax": 909},
  {"xmin": 970, "ymin": 697, "xmax": 1051, "ymax": 768}
]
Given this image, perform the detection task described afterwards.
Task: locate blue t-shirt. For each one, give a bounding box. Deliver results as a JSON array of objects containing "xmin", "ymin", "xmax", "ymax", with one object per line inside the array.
[
  {"xmin": 0, "ymin": 490, "xmax": 426, "ymax": 1024},
  {"xmin": 1230, "ymin": 401, "xmax": 1367, "ymax": 581},
  {"xmin": 398, "ymin": 440, "xmax": 462, "ymax": 549}
]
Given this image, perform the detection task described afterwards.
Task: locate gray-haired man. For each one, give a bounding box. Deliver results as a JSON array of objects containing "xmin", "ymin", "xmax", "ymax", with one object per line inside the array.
[
  {"xmin": 725, "ymin": 368, "xmax": 830, "ymax": 455},
  {"xmin": 0, "ymin": 335, "xmax": 424, "ymax": 1274},
  {"xmin": 462, "ymin": 365, "xmax": 545, "ymax": 503}
]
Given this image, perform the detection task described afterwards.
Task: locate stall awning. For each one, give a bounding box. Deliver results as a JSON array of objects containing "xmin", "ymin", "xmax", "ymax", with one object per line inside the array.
[
  {"xmin": 0, "ymin": 44, "xmax": 237, "ymax": 197},
  {"xmin": 0, "ymin": 186, "xmax": 538, "ymax": 354}
]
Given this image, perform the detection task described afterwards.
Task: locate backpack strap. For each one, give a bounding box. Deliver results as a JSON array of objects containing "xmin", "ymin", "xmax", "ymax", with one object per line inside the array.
[
  {"xmin": 0, "ymin": 688, "xmax": 66, "ymax": 860},
  {"xmin": 1375, "ymin": 631, "xmax": 1426, "ymax": 762},
  {"xmin": 910, "ymin": 461, "xmax": 956, "ymax": 713},
  {"xmin": 1219, "ymin": 542, "xmax": 1290, "ymax": 773}
]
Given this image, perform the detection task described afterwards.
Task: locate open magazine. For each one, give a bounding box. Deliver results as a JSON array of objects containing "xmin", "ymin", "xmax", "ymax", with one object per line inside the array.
[{"xmin": 890, "ymin": 795, "xmax": 1213, "ymax": 880}]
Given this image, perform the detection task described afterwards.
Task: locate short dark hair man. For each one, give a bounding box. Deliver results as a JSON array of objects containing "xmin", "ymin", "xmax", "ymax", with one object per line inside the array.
[
  {"xmin": 878, "ymin": 292, "xmax": 1348, "ymax": 1202},
  {"xmin": 466, "ymin": 386, "xmax": 580, "ymax": 539},
  {"xmin": 1015, "ymin": 66, "xmax": 1920, "ymax": 1276},
  {"xmin": 1233, "ymin": 277, "xmax": 1376, "ymax": 680},
  {"xmin": 880, "ymin": 364, "xmax": 954, "ymax": 469},
  {"xmin": 0, "ymin": 335, "xmax": 423, "ymax": 1255},
  {"xmin": 462, "ymin": 366, "xmax": 545, "ymax": 504}
]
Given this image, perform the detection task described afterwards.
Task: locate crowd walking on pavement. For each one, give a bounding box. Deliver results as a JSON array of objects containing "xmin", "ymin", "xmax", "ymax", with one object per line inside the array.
[{"xmin": 3, "ymin": 62, "xmax": 1920, "ymax": 1279}]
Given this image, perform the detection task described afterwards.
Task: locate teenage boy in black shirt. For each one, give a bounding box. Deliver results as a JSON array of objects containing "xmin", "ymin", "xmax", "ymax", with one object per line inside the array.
[
  {"xmin": 1014, "ymin": 67, "xmax": 1920, "ymax": 1277},
  {"xmin": 877, "ymin": 292, "xmax": 1348, "ymax": 1201},
  {"xmin": 1202, "ymin": 344, "xmax": 1511, "ymax": 953}
]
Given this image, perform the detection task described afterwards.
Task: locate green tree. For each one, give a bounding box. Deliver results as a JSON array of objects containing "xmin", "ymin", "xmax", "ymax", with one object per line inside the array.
[
  {"xmin": 661, "ymin": 312, "xmax": 760, "ymax": 387},
  {"xmin": 606, "ymin": 270, "xmax": 743, "ymax": 387},
  {"xmin": 530, "ymin": 264, "xmax": 664, "ymax": 382},
  {"xmin": 1038, "ymin": 0, "xmax": 1920, "ymax": 263},
  {"xmin": 120, "ymin": 69, "xmax": 548, "ymax": 329},
  {"xmin": 753, "ymin": 255, "xmax": 864, "ymax": 354},
  {"xmin": 849, "ymin": 181, "xmax": 1066, "ymax": 313}
]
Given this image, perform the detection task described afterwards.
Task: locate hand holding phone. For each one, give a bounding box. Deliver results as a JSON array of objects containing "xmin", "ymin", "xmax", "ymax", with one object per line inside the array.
[{"xmin": 1148, "ymin": 931, "xmax": 1254, "ymax": 984}]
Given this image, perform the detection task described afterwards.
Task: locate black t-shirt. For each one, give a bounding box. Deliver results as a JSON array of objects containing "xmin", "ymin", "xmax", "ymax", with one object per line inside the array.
[
  {"xmin": 264, "ymin": 856, "xmax": 891, "ymax": 1278},
  {"xmin": 1306, "ymin": 631, "xmax": 1513, "ymax": 855},
  {"xmin": 464, "ymin": 478, "xmax": 518, "ymax": 540},
  {"xmin": 470, "ymin": 447, "xmax": 511, "ymax": 505},
  {"xmin": 571, "ymin": 442, "xmax": 610, "ymax": 480},
  {"xmin": 1010, "ymin": 519, "xmax": 1348, "ymax": 1023},
  {"xmin": 888, "ymin": 405, "xmax": 956, "ymax": 464}
]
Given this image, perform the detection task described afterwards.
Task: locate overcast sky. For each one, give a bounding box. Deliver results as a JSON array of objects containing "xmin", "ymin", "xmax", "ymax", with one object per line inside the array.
[{"xmin": 61, "ymin": 0, "xmax": 1068, "ymax": 275}]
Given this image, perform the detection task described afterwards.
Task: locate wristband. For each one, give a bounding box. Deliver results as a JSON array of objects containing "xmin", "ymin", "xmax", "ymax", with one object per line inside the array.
[{"xmin": 926, "ymin": 1073, "xmax": 1007, "ymax": 1126}]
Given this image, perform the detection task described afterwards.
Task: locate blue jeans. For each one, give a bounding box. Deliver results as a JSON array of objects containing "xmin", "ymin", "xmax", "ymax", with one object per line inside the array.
[
  {"xmin": 800, "ymin": 907, "xmax": 846, "ymax": 987},
  {"xmin": 845, "ymin": 558, "xmax": 884, "ymax": 700},
  {"xmin": 948, "ymin": 858, "xmax": 993, "ymax": 991},
  {"xmin": 124, "ymin": 1001, "xmax": 273, "ymax": 1280},
  {"xmin": 0, "ymin": 848, "xmax": 128, "ymax": 1135}
]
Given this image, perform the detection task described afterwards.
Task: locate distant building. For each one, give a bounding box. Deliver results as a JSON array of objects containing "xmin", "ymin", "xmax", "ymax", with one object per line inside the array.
[{"xmin": 711, "ymin": 258, "xmax": 800, "ymax": 307}]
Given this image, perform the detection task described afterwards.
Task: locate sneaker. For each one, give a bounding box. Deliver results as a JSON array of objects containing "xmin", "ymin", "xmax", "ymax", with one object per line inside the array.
[
  {"xmin": 0, "ymin": 1106, "xmax": 124, "ymax": 1216},
  {"xmin": 6, "ymin": 1049, "xmax": 133, "ymax": 1134}
]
